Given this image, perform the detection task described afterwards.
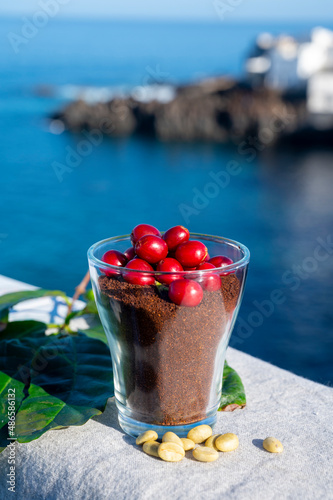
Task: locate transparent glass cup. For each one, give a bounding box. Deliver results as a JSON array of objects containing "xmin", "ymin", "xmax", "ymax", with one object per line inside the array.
[{"xmin": 88, "ymin": 233, "xmax": 250, "ymax": 437}]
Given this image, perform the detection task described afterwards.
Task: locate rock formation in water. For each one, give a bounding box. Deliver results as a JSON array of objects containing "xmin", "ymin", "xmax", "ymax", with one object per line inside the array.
[{"xmin": 51, "ymin": 77, "xmax": 332, "ymax": 146}]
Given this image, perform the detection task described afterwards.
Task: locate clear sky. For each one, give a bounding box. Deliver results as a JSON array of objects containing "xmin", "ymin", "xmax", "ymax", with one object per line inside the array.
[{"xmin": 0, "ymin": 0, "xmax": 332, "ymax": 22}]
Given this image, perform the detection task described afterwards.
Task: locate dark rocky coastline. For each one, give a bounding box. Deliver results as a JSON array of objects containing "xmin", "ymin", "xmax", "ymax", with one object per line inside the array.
[{"xmin": 51, "ymin": 77, "xmax": 332, "ymax": 146}]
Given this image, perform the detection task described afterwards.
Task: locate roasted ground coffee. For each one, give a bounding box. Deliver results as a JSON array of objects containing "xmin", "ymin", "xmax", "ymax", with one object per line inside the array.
[{"xmin": 98, "ymin": 274, "xmax": 240, "ymax": 425}]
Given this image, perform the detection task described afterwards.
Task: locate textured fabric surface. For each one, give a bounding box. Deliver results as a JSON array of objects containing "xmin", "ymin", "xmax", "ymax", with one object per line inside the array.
[{"xmin": 0, "ymin": 276, "xmax": 332, "ymax": 500}]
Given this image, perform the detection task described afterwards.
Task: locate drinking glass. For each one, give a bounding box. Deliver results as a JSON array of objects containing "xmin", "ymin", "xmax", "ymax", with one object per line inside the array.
[{"xmin": 88, "ymin": 233, "xmax": 250, "ymax": 437}]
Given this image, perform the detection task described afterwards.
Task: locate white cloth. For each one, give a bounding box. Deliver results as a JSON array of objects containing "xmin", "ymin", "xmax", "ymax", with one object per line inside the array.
[{"xmin": 0, "ymin": 275, "xmax": 332, "ymax": 500}]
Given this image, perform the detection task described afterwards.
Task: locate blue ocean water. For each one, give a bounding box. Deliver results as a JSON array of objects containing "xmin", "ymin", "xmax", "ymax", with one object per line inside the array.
[{"xmin": 1, "ymin": 18, "xmax": 332, "ymax": 384}]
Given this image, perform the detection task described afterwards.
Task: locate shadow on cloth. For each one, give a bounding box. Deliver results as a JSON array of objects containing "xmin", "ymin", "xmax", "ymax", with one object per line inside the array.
[
  {"xmin": 252, "ymin": 438, "xmax": 265, "ymax": 450},
  {"xmin": 92, "ymin": 398, "xmax": 159, "ymax": 453},
  {"xmin": 92, "ymin": 397, "xmax": 124, "ymax": 433}
]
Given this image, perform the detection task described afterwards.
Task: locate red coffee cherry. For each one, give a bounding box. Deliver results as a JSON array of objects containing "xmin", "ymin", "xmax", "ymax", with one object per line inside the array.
[
  {"xmin": 209, "ymin": 255, "xmax": 233, "ymax": 268},
  {"xmin": 156, "ymin": 258, "xmax": 184, "ymax": 285},
  {"xmin": 124, "ymin": 247, "xmax": 136, "ymax": 261},
  {"xmin": 101, "ymin": 250, "xmax": 127, "ymax": 276},
  {"xmin": 135, "ymin": 235, "xmax": 168, "ymax": 264},
  {"xmin": 175, "ymin": 240, "xmax": 208, "ymax": 268},
  {"xmin": 168, "ymin": 279, "xmax": 203, "ymax": 307},
  {"xmin": 131, "ymin": 224, "xmax": 161, "ymax": 244},
  {"xmin": 196, "ymin": 262, "xmax": 221, "ymax": 292},
  {"xmin": 163, "ymin": 225, "xmax": 190, "ymax": 251},
  {"xmin": 124, "ymin": 259, "xmax": 155, "ymax": 285}
]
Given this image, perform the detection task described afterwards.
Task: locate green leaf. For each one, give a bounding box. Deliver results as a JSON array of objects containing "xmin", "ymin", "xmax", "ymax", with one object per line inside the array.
[
  {"xmin": 84, "ymin": 289, "xmax": 95, "ymax": 303},
  {"xmin": 219, "ymin": 361, "xmax": 246, "ymax": 411},
  {"xmin": 15, "ymin": 383, "xmax": 100, "ymax": 443},
  {"xmin": 0, "ymin": 372, "xmax": 26, "ymax": 429},
  {"xmin": 0, "ymin": 309, "xmax": 8, "ymax": 333},
  {"xmin": 64, "ymin": 302, "xmax": 98, "ymax": 325},
  {"xmin": 0, "ymin": 289, "xmax": 67, "ymax": 316},
  {"xmin": 0, "ymin": 372, "xmax": 29, "ymax": 452},
  {"xmin": 79, "ymin": 323, "xmax": 107, "ymax": 344},
  {"xmin": 0, "ymin": 321, "xmax": 50, "ymax": 386},
  {"xmin": 0, "ymin": 375, "xmax": 102, "ymax": 449},
  {"xmin": 0, "ymin": 320, "xmax": 113, "ymax": 450},
  {"xmin": 82, "ymin": 299, "xmax": 98, "ymax": 315},
  {"xmin": 64, "ymin": 291, "xmax": 98, "ymax": 325},
  {"xmin": 0, "ymin": 308, "xmax": 8, "ymax": 323},
  {"xmin": 0, "ymin": 320, "xmax": 47, "ymax": 340}
]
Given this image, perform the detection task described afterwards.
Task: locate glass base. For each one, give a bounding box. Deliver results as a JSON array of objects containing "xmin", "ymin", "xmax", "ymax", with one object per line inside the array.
[{"xmin": 118, "ymin": 407, "xmax": 217, "ymax": 438}]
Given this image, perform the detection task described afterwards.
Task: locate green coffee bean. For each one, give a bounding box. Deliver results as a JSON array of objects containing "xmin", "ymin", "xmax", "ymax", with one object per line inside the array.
[
  {"xmin": 142, "ymin": 440, "xmax": 160, "ymax": 457},
  {"xmin": 162, "ymin": 432, "xmax": 183, "ymax": 447},
  {"xmin": 158, "ymin": 442, "xmax": 185, "ymax": 462},
  {"xmin": 187, "ymin": 425, "xmax": 212, "ymax": 444},
  {"xmin": 215, "ymin": 433, "xmax": 239, "ymax": 452},
  {"xmin": 193, "ymin": 446, "xmax": 219, "ymax": 462},
  {"xmin": 205, "ymin": 434, "xmax": 220, "ymax": 451},
  {"xmin": 263, "ymin": 437, "xmax": 283, "ymax": 453},
  {"xmin": 180, "ymin": 438, "xmax": 195, "ymax": 451},
  {"xmin": 136, "ymin": 430, "xmax": 158, "ymax": 446}
]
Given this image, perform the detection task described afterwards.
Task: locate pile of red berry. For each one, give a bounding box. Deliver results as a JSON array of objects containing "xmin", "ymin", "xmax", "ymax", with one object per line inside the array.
[{"xmin": 101, "ymin": 224, "xmax": 233, "ymax": 307}]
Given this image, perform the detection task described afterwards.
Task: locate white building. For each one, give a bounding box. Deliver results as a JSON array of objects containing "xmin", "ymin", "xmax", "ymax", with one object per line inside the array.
[
  {"xmin": 307, "ymin": 71, "xmax": 333, "ymax": 127},
  {"xmin": 246, "ymin": 27, "xmax": 333, "ymax": 120}
]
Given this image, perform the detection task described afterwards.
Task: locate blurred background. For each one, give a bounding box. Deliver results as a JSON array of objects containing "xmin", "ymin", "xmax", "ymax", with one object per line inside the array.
[{"xmin": 1, "ymin": 1, "xmax": 332, "ymax": 384}]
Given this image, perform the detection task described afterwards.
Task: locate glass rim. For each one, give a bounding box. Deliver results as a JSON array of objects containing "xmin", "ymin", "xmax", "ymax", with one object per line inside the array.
[{"xmin": 87, "ymin": 233, "xmax": 250, "ymax": 275}]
